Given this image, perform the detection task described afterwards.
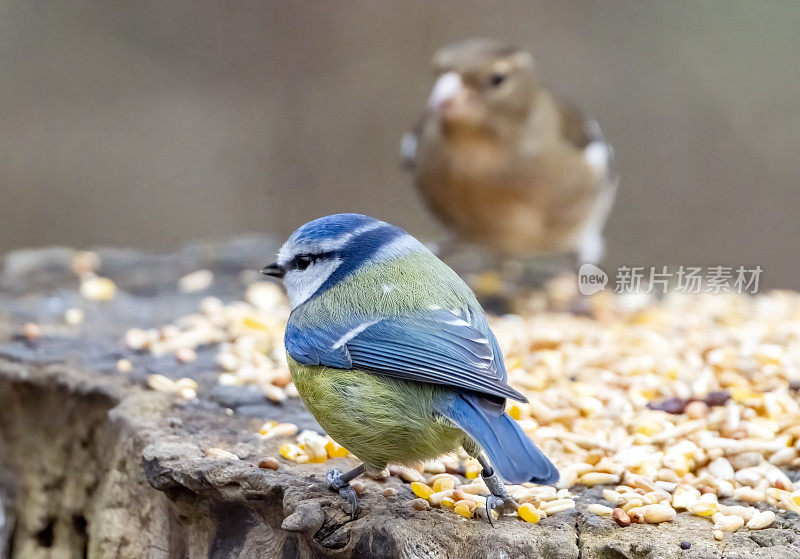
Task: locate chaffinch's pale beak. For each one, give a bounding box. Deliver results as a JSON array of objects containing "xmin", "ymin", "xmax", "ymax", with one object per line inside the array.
[
  {"xmin": 260, "ymin": 262, "xmax": 285, "ymax": 278},
  {"xmin": 427, "ymin": 72, "xmax": 464, "ymax": 112}
]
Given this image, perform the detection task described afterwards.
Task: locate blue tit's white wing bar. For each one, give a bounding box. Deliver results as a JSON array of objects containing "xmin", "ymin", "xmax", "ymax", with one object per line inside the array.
[{"xmin": 285, "ymin": 309, "xmax": 526, "ymax": 403}]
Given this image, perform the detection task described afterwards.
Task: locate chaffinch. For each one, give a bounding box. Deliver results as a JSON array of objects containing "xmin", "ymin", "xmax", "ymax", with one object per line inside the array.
[{"xmin": 403, "ymin": 38, "xmax": 617, "ymax": 266}]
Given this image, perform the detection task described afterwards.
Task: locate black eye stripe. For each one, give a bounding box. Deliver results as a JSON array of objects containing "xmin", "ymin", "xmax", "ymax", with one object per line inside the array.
[
  {"xmin": 287, "ymin": 251, "xmax": 336, "ymax": 271},
  {"xmin": 295, "ymin": 255, "xmax": 313, "ymax": 270}
]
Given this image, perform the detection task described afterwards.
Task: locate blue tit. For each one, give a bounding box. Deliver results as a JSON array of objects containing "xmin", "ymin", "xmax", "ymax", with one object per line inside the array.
[{"xmin": 261, "ymin": 213, "xmax": 558, "ymax": 521}]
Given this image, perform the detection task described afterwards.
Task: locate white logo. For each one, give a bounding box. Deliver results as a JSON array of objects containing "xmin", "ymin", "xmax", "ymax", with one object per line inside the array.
[{"xmin": 578, "ymin": 264, "xmax": 608, "ymax": 295}]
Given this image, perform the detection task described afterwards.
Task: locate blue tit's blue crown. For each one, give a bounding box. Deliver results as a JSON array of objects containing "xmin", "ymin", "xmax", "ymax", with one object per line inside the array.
[
  {"xmin": 277, "ymin": 214, "xmax": 427, "ymax": 309},
  {"xmin": 287, "ymin": 213, "xmax": 379, "ymax": 245}
]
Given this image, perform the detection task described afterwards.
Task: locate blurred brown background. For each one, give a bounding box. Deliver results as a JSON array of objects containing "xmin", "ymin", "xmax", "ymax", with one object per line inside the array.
[{"xmin": 1, "ymin": 2, "xmax": 798, "ymax": 287}]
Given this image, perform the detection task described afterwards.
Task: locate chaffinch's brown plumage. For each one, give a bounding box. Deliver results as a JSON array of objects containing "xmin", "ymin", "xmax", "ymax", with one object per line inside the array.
[{"xmin": 403, "ymin": 38, "xmax": 617, "ymax": 264}]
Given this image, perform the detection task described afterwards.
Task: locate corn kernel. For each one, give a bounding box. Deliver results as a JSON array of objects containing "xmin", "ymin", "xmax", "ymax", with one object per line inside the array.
[
  {"xmin": 258, "ymin": 421, "xmax": 278, "ymax": 435},
  {"xmin": 433, "ymin": 477, "xmax": 456, "ymax": 493},
  {"xmin": 297, "ymin": 431, "xmax": 328, "ymax": 462},
  {"xmin": 279, "ymin": 444, "xmax": 304, "ymax": 462},
  {"xmin": 259, "ymin": 421, "xmax": 297, "ymax": 439},
  {"xmin": 635, "ymin": 422, "xmax": 662, "ymax": 437},
  {"xmin": 688, "ymin": 502, "xmax": 717, "ymax": 516},
  {"xmin": 242, "ymin": 316, "xmax": 269, "ymax": 331},
  {"xmin": 325, "ymin": 439, "xmax": 350, "ymax": 458},
  {"xmin": 518, "ymin": 503, "xmax": 541, "ymax": 523},
  {"xmin": 454, "ymin": 501, "xmax": 473, "ymax": 518},
  {"xmin": 429, "ymin": 489, "xmax": 454, "ymax": 506},
  {"xmin": 508, "ymin": 403, "xmax": 528, "ymax": 420},
  {"xmin": 441, "ymin": 496, "xmax": 455, "ymax": 509},
  {"xmin": 411, "ymin": 482, "xmax": 433, "ymax": 500},
  {"xmin": 455, "ymin": 499, "xmax": 476, "ymax": 511},
  {"xmin": 465, "ymin": 463, "xmax": 481, "ymax": 479}
]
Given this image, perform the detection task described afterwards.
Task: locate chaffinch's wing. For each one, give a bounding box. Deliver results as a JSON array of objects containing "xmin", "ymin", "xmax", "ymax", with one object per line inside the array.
[
  {"xmin": 556, "ymin": 97, "xmax": 617, "ymax": 180},
  {"xmin": 399, "ymin": 119, "xmax": 422, "ymax": 170}
]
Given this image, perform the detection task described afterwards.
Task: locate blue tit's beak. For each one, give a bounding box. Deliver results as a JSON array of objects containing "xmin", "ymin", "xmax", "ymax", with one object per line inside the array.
[{"xmin": 260, "ymin": 262, "xmax": 284, "ymax": 279}]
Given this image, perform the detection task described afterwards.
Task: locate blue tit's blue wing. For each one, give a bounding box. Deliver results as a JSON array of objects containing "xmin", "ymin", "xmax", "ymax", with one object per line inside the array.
[
  {"xmin": 284, "ymin": 320, "xmax": 352, "ymax": 369},
  {"xmin": 285, "ymin": 307, "xmax": 525, "ymax": 402}
]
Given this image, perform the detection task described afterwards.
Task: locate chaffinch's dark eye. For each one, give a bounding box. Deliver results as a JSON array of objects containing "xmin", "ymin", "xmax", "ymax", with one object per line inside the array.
[
  {"xmin": 294, "ymin": 255, "xmax": 313, "ymax": 270},
  {"xmin": 489, "ymin": 73, "xmax": 506, "ymax": 87}
]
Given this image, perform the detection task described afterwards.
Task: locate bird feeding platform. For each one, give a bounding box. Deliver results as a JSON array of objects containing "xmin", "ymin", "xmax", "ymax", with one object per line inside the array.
[{"xmin": 0, "ymin": 239, "xmax": 797, "ymax": 558}]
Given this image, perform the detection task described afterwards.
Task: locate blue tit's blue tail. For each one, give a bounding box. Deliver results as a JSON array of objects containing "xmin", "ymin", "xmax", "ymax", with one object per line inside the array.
[{"xmin": 435, "ymin": 393, "xmax": 559, "ymax": 485}]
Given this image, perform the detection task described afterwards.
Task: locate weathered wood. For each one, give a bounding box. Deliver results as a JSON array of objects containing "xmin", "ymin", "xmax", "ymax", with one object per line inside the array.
[{"xmin": 0, "ymin": 240, "xmax": 797, "ymax": 558}]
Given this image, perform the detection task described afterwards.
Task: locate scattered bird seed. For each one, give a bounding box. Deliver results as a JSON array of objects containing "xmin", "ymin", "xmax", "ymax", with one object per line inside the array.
[
  {"xmin": 146, "ymin": 374, "xmax": 197, "ymax": 400},
  {"xmin": 71, "ymin": 251, "xmax": 100, "ymax": 277},
  {"xmin": 746, "ymin": 510, "xmax": 775, "ymax": 529},
  {"xmin": 587, "ymin": 504, "xmax": 613, "ymax": 516},
  {"xmin": 130, "ymin": 274, "xmax": 800, "ymax": 528},
  {"xmin": 205, "ymin": 448, "xmax": 239, "ymax": 460},
  {"xmin": 350, "ymin": 480, "xmax": 366, "ymax": 496},
  {"xmin": 23, "ymin": 322, "xmax": 41, "ymax": 340},
  {"xmin": 64, "ymin": 308, "xmax": 84, "ymax": 325},
  {"xmin": 411, "ymin": 498, "xmax": 430, "ymax": 511},
  {"xmin": 258, "ymin": 457, "xmax": 280, "ymax": 470},
  {"xmin": 178, "ymin": 269, "xmax": 214, "ymax": 293},
  {"xmin": 175, "ymin": 347, "xmax": 197, "ymax": 363},
  {"xmin": 518, "ymin": 503, "xmax": 542, "ymax": 523},
  {"xmin": 612, "ymin": 508, "xmax": 631, "ymax": 527},
  {"xmin": 80, "ymin": 276, "xmax": 117, "ymax": 301}
]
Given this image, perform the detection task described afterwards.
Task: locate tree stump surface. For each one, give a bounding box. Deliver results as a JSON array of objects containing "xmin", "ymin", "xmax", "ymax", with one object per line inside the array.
[{"xmin": 0, "ymin": 239, "xmax": 798, "ymax": 559}]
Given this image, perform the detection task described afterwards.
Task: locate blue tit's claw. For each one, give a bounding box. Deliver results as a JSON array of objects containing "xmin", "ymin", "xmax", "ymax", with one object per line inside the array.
[
  {"xmin": 483, "ymin": 494, "xmax": 519, "ymax": 526},
  {"xmin": 326, "ymin": 468, "xmax": 361, "ymax": 519},
  {"xmin": 339, "ymin": 486, "xmax": 361, "ymax": 520},
  {"xmin": 485, "ymin": 495, "xmax": 501, "ymax": 527}
]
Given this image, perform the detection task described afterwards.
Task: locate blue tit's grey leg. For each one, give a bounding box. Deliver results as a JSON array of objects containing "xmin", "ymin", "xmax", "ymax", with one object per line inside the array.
[
  {"xmin": 478, "ymin": 454, "xmax": 519, "ymax": 526},
  {"xmin": 326, "ymin": 463, "xmax": 366, "ymax": 520}
]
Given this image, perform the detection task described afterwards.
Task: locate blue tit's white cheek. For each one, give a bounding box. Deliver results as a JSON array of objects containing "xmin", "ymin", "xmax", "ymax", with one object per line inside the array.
[{"xmin": 283, "ymin": 257, "xmax": 342, "ymax": 310}]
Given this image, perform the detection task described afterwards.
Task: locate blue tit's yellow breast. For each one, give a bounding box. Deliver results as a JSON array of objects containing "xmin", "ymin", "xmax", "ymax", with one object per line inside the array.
[{"xmin": 288, "ymin": 355, "xmax": 467, "ymax": 472}]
